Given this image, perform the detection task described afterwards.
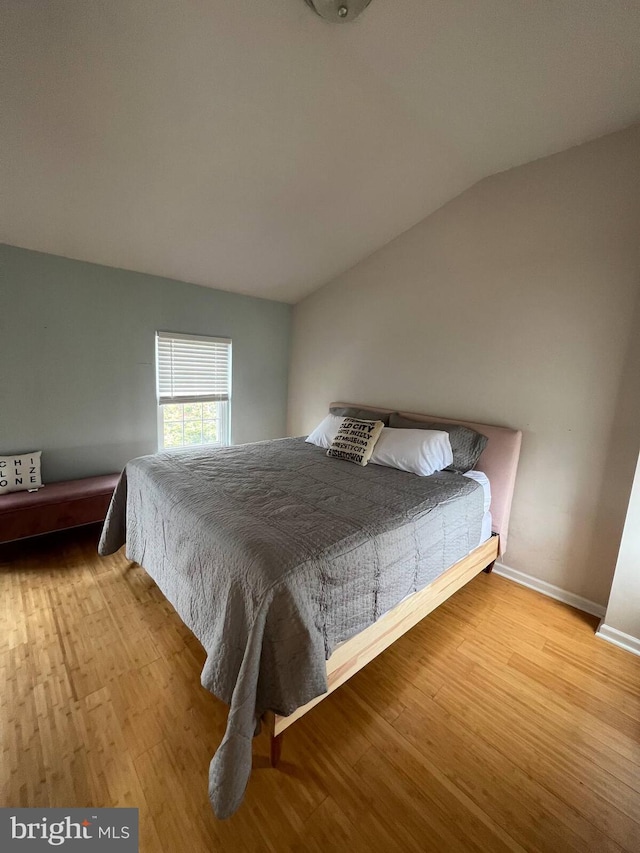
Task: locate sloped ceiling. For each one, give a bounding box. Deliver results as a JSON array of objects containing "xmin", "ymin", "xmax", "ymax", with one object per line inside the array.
[{"xmin": 2, "ymin": 0, "xmax": 640, "ymax": 303}]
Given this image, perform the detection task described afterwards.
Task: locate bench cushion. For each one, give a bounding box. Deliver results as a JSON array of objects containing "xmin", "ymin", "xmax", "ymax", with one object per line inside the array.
[{"xmin": 0, "ymin": 473, "xmax": 119, "ymax": 543}]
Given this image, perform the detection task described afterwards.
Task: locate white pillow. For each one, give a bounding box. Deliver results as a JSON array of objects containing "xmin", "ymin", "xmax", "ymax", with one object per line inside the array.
[
  {"xmin": 305, "ymin": 413, "xmax": 344, "ymax": 450},
  {"xmin": 0, "ymin": 451, "xmax": 43, "ymax": 495},
  {"xmin": 369, "ymin": 428, "xmax": 453, "ymax": 476}
]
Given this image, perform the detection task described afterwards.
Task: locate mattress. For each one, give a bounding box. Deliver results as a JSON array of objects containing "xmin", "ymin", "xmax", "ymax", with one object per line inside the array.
[
  {"xmin": 99, "ymin": 437, "xmax": 485, "ymax": 817},
  {"xmin": 463, "ymin": 469, "xmax": 492, "ymax": 547}
]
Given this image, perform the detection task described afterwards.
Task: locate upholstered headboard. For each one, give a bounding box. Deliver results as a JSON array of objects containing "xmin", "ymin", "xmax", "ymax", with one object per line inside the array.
[{"xmin": 330, "ymin": 403, "xmax": 522, "ymax": 554}]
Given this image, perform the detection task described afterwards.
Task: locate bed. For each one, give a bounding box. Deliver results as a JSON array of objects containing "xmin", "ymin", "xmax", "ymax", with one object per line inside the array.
[{"xmin": 98, "ymin": 403, "xmax": 522, "ymax": 818}]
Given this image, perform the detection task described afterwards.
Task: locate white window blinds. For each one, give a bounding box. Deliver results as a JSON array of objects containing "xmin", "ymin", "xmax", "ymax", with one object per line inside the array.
[{"xmin": 156, "ymin": 332, "xmax": 232, "ymax": 405}]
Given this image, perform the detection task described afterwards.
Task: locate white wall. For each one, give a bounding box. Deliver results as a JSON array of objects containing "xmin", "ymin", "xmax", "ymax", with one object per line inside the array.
[
  {"xmin": 600, "ymin": 452, "xmax": 640, "ymax": 646},
  {"xmin": 288, "ymin": 125, "xmax": 640, "ymax": 607},
  {"xmin": 598, "ymin": 284, "xmax": 640, "ymax": 646}
]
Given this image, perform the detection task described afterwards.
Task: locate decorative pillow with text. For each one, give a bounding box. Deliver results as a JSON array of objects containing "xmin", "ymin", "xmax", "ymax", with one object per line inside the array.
[
  {"xmin": 0, "ymin": 451, "xmax": 43, "ymax": 495},
  {"xmin": 326, "ymin": 418, "xmax": 384, "ymax": 466}
]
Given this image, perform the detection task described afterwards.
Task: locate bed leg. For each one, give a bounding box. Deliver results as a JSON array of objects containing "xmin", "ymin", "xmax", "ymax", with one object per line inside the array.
[
  {"xmin": 483, "ymin": 560, "xmax": 496, "ymax": 574},
  {"xmin": 270, "ymin": 733, "xmax": 283, "ymax": 768}
]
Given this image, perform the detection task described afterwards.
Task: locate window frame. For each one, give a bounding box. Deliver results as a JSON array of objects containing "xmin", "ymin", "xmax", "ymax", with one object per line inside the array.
[{"xmin": 155, "ymin": 331, "xmax": 232, "ymax": 451}]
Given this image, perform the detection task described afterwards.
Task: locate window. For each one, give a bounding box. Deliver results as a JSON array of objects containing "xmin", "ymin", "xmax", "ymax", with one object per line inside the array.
[{"xmin": 156, "ymin": 331, "xmax": 231, "ymax": 449}]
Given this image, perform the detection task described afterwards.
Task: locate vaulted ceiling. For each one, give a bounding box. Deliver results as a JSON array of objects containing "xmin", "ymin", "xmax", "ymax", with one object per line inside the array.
[{"xmin": 2, "ymin": 0, "xmax": 640, "ymax": 302}]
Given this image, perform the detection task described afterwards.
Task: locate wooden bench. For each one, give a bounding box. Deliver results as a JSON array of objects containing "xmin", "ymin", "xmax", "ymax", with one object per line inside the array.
[{"xmin": 0, "ymin": 474, "xmax": 119, "ymax": 544}]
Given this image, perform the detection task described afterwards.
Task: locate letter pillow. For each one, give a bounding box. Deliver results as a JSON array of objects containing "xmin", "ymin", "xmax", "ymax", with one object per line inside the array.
[
  {"xmin": 0, "ymin": 451, "xmax": 43, "ymax": 495},
  {"xmin": 326, "ymin": 417, "xmax": 384, "ymax": 466}
]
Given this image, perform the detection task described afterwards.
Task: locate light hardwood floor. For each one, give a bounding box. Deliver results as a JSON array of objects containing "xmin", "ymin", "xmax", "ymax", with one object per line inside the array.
[{"xmin": 1, "ymin": 526, "xmax": 639, "ymax": 853}]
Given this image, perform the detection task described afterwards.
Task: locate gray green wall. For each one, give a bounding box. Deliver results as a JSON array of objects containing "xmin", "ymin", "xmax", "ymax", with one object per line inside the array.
[{"xmin": 0, "ymin": 244, "xmax": 292, "ymax": 482}]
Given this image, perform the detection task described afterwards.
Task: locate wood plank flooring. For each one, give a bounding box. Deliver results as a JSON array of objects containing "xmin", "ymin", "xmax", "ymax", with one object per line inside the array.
[{"xmin": 1, "ymin": 525, "xmax": 639, "ymax": 852}]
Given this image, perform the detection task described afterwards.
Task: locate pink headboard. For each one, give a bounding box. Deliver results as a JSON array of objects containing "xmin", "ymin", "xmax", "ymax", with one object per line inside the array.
[{"xmin": 330, "ymin": 403, "xmax": 522, "ymax": 554}]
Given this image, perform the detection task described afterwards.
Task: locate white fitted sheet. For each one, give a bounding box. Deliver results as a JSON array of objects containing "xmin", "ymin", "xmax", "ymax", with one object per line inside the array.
[
  {"xmin": 463, "ymin": 469, "xmax": 492, "ymax": 548},
  {"xmin": 463, "ymin": 469, "xmax": 491, "ymax": 514}
]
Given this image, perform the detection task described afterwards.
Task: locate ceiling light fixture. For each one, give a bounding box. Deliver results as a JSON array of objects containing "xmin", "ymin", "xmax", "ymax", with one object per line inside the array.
[{"xmin": 304, "ymin": 0, "xmax": 373, "ymax": 23}]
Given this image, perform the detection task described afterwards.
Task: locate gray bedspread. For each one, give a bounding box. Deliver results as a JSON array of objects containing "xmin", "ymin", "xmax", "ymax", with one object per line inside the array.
[{"xmin": 98, "ymin": 437, "xmax": 483, "ymax": 818}]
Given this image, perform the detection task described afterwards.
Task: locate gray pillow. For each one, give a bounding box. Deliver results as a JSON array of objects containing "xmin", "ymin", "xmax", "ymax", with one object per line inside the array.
[
  {"xmin": 388, "ymin": 413, "xmax": 488, "ymax": 473},
  {"xmin": 330, "ymin": 406, "xmax": 391, "ymax": 426}
]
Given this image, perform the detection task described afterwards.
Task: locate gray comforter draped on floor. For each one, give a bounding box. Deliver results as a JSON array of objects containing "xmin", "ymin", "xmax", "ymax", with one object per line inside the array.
[{"xmin": 98, "ymin": 437, "xmax": 483, "ymax": 818}]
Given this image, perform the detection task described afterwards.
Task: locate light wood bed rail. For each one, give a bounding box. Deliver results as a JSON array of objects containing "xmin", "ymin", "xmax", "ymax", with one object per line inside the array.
[{"xmin": 265, "ymin": 534, "xmax": 499, "ymax": 748}]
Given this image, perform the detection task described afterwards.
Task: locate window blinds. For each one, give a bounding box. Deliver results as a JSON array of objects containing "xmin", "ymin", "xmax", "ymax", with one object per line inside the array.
[{"xmin": 156, "ymin": 332, "xmax": 232, "ymax": 405}]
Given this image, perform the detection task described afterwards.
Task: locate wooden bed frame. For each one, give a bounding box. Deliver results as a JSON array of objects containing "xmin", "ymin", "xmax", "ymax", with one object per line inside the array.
[{"xmin": 264, "ymin": 402, "xmax": 522, "ymax": 765}]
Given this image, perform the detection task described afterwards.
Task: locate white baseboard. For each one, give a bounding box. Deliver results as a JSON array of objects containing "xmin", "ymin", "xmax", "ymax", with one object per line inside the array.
[
  {"xmin": 595, "ymin": 622, "xmax": 640, "ymax": 657},
  {"xmin": 493, "ymin": 562, "xmax": 606, "ymax": 618}
]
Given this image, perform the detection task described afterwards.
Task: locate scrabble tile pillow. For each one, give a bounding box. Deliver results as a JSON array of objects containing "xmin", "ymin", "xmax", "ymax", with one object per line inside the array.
[{"xmin": 0, "ymin": 452, "xmax": 43, "ymax": 495}]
